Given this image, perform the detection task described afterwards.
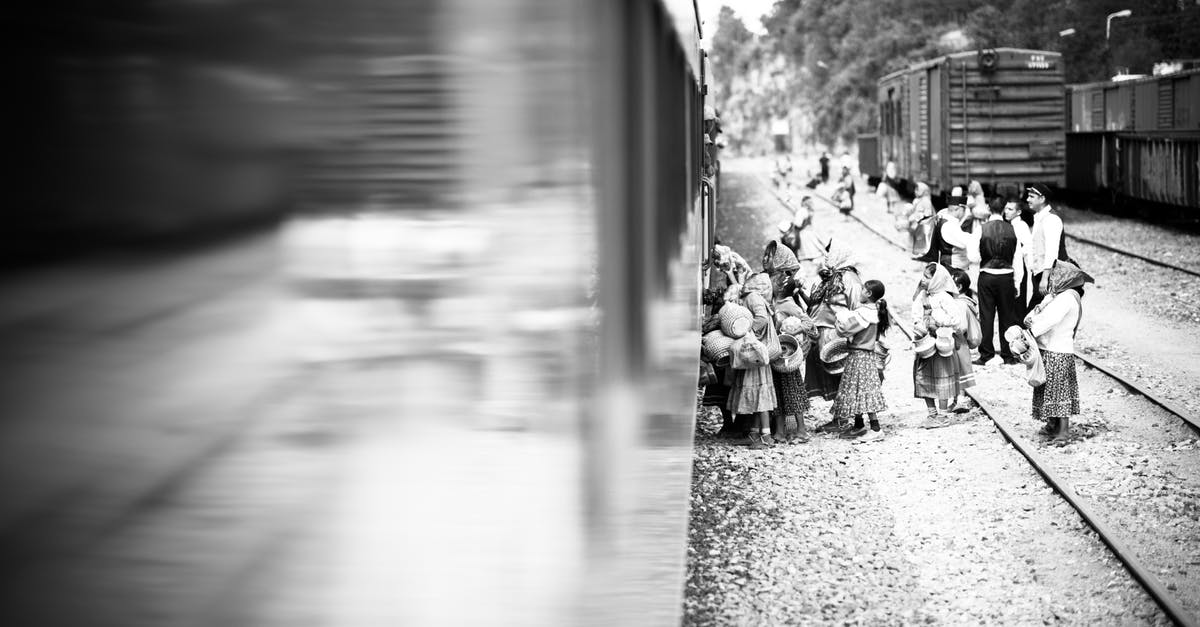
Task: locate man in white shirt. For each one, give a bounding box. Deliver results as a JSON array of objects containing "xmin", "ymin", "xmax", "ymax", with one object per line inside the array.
[
  {"xmin": 915, "ymin": 187, "xmax": 979, "ymax": 270},
  {"xmin": 1026, "ymin": 183, "xmax": 1067, "ymax": 313}
]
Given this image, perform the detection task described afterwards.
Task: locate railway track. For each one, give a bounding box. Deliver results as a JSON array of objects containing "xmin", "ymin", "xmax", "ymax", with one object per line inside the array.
[
  {"xmin": 762, "ymin": 176, "xmax": 1200, "ymax": 627},
  {"xmin": 1064, "ymin": 233, "xmax": 1200, "ymax": 280}
]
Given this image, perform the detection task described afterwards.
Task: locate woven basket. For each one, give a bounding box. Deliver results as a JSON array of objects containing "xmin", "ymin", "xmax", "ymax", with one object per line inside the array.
[
  {"xmin": 719, "ymin": 302, "xmax": 753, "ymax": 339},
  {"xmin": 771, "ymin": 334, "xmax": 805, "ymax": 373},
  {"xmin": 701, "ymin": 330, "xmax": 736, "ymax": 362},
  {"xmin": 818, "ymin": 334, "xmax": 849, "ymax": 364},
  {"xmin": 913, "ymin": 335, "xmax": 936, "ymax": 358}
]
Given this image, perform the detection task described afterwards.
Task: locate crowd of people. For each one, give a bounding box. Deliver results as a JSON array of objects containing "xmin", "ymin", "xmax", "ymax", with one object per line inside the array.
[{"xmin": 699, "ymin": 167, "xmax": 1094, "ymax": 448}]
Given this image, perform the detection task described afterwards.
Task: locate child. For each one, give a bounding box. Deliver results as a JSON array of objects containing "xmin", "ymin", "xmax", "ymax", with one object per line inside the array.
[
  {"xmin": 771, "ymin": 272, "xmax": 818, "ymax": 443},
  {"xmin": 729, "ymin": 273, "xmax": 779, "ymax": 449},
  {"xmin": 913, "ymin": 263, "xmax": 969, "ymax": 428},
  {"xmin": 948, "ymin": 268, "xmax": 980, "ymax": 412},
  {"xmin": 830, "ymin": 279, "xmax": 892, "ymax": 443}
]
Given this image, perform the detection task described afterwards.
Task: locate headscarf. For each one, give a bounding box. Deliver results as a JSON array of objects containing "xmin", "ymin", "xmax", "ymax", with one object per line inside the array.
[
  {"xmin": 817, "ymin": 242, "xmax": 856, "ymax": 277},
  {"xmin": 1046, "ymin": 260, "xmax": 1094, "ymax": 296},
  {"xmin": 922, "ymin": 263, "xmax": 958, "ymax": 297},
  {"xmin": 763, "ymin": 239, "xmax": 800, "ymax": 275},
  {"xmin": 742, "ymin": 272, "xmax": 773, "ymax": 302}
]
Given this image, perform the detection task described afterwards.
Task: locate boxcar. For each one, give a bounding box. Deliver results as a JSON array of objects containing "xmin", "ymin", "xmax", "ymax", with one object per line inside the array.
[
  {"xmin": 1065, "ymin": 68, "xmax": 1200, "ymax": 215},
  {"xmin": 875, "ymin": 48, "xmax": 1065, "ymax": 200}
]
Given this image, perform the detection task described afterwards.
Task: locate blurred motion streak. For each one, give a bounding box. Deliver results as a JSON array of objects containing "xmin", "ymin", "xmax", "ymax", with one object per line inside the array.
[{"xmin": 2, "ymin": 0, "xmax": 704, "ymax": 625}]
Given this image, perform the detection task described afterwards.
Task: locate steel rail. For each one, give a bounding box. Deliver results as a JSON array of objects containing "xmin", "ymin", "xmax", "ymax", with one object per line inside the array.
[
  {"xmin": 762, "ymin": 174, "xmax": 1200, "ymax": 626},
  {"xmin": 1064, "ymin": 233, "xmax": 1200, "ymax": 279}
]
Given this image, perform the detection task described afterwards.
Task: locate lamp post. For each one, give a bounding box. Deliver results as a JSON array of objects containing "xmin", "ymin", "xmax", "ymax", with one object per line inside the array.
[{"xmin": 1106, "ymin": 9, "xmax": 1131, "ymax": 42}]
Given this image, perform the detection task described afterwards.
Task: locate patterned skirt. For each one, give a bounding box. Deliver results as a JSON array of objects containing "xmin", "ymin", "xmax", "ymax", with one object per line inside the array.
[
  {"xmin": 773, "ymin": 369, "xmax": 810, "ymax": 418},
  {"xmin": 728, "ymin": 363, "xmax": 777, "ymax": 414},
  {"xmin": 1032, "ymin": 350, "xmax": 1080, "ymax": 419},
  {"xmin": 832, "ymin": 349, "xmax": 887, "ymax": 418}
]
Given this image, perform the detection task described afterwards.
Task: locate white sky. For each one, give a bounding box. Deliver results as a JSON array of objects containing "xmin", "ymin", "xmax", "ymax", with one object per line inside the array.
[{"xmin": 698, "ymin": 0, "xmax": 774, "ymax": 44}]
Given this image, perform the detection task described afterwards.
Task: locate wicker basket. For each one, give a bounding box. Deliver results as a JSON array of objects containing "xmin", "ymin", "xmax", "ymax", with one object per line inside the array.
[
  {"xmin": 771, "ymin": 334, "xmax": 805, "ymax": 372},
  {"xmin": 913, "ymin": 335, "xmax": 936, "ymax": 358},
  {"xmin": 701, "ymin": 330, "xmax": 736, "ymax": 363},
  {"xmin": 719, "ymin": 302, "xmax": 753, "ymax": 339}
]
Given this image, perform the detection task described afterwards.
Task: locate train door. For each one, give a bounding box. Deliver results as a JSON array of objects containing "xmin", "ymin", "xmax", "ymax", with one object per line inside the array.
[
  {"xmin": 928, "ymin": 65, "xmax": 943, "ymax": 189},
  {"xmin": 908, "ymin": 71, "xmax": 922, "ymax": 187}
]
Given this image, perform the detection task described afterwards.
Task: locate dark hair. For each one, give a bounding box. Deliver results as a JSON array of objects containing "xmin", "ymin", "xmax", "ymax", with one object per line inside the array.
[
  {"xmin": 863, "ymin": 279, "xmax": 891, "ymax": 337},
  {"xmin": 949, "ymin": 267, "xmax": 973, "ymax": 298},
  {"xmin": 988, "ymin": 197, "xmax": 1005, "ymax": 214}
]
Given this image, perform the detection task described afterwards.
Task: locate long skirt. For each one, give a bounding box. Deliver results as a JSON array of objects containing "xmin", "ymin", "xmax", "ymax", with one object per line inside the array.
[
  {"xmin": 954, "ymin": 341, "xmax": 976, "ymax": 389},
  {"xmin": 913, "ymin": 353, "xmax": 963, "ymax": 400},
  {"xmin": 1032, "ymin": 350, "xmax": 1080, "ymax": 419},
  {"xmin": 832, "ymin": 349, "xmax": 887, "ymax": 418},
  {"xmin": 701, "ymin": 364, "xmax": 732, "ymax": 408},
  {"xmin": 729, "ymin": 363, "xmax": 777, "ymax": 414},
  {"xmin": 805, "ymin": 347, "xmax": 841, "ymax": 401},
  {"xmin": 773, "ymin": 369, "xmax": 810, "ymax": 418}
]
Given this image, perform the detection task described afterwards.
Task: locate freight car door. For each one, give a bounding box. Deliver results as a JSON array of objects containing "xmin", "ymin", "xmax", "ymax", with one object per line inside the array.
[{"xmin": 928, "ymin": 65, "xmax": 943, "ymax": 189}]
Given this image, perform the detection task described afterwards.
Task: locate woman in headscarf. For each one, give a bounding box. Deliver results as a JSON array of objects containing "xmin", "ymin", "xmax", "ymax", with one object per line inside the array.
[
  {"xmin": 912, "ymin": 262, "xmax": 971, "ymax": 428},
  {"xmin": 1025, "ymin": 260, "xmax": 1093, "ymax": 441},
  {"xmin": 805, "ymin": 243, "xmax": 863, "ymax": 432},
  {"xmin": 763, "ymin": 241, "xmax": 817, "ymax": 443},
  {"xmin": 728, "ymin": 272, "xmax": 779, "ymax": 449},
  {"xmin": 779, "ymin": 192, "xmax": 830, "ymax": 283}
]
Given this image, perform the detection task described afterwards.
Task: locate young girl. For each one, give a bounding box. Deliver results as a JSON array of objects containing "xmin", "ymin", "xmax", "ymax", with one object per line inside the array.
[
  {"xmin": 771, "ymin": 272, "xmax": 818, "ymax": 443},
  {"xmin": 728, "ymin": 273, "xmax": 779, "ymax": 449},
  {"xmin": 949, "ymin": 268, "xmax": 980, "ymax": 411},
  {"xmin": 913, "ymin": 263, "xmax": 972, "ymax": 428},
  {"xmin": 831, "ymin": 279, "xmax": 892, "ymax": 443}
]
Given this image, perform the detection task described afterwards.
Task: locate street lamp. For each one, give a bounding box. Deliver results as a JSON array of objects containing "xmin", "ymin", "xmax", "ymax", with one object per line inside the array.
[{"xmin": 1106, "ymin": 9, "xmax": 1131, "ymax": 42}]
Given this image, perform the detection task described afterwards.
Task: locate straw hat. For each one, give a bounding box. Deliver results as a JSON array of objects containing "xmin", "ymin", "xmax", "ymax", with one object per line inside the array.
[
  {"xmin": 702, "ymin": 330, "xmax": 736, "ymax": 362},
  {"xmin": 719, "ymin": 302, "xmax": 753, "ymax": 339},
  {"xmin": 913, "ymin": 335, "xmax": 936, "ymax": 358}
]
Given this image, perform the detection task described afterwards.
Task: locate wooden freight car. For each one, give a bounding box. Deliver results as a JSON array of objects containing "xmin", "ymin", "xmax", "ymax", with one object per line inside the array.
[
  {"xmin": 874, "ymin": 48, "xmax": 1065, "ymax": 201},
  {"xmin": 1064, "ymin": 68, "xmax": 1200, "ymax": 215}
]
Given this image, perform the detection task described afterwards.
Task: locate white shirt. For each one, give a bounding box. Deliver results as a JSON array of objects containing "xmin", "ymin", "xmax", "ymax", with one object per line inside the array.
[
  {"xmin": 1028, "ymin": 291, "xmax": 1080, "ymax": 354},
  {"xmin": 940, "ymin": 214, "xmax": 981, "ymax": 269},
  {"xmin": 1009, "ymin": 217, "xmax": 1032, "ymax": 282},
  {"xmin": 1031, "ymin": 205, "xmax": 1063, "ymax": 274}
]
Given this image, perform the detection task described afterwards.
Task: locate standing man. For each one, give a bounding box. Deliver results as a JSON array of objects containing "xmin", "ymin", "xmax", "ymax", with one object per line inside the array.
[
  {"xmin": 974, "ymin": 198, "xmax": 1021, "ymax": 366},
  {"xmin": 915, "ymin": 187, "xmax": 978, "ymax": 271},
  {"xmin": 1026, "ymin": 183, "xmax": 1068, "ymax": 313}
]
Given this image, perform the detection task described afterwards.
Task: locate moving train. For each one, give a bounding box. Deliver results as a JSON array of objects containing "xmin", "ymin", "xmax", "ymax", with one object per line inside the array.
[
  {"xmin": 860, "ymin": 48, "xmax": 1200, "ymax": 217},
  {"xmin": 8, "ymin": 0, "xmax": 712, "ymax": 624}
]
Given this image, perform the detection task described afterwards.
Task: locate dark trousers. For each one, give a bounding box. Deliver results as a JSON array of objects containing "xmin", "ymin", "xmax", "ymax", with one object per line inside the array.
[
  {"xmin": 1027, "ymin": 271, "xmax": 1046, "ymax": 314},
  {"xmin": 978, "ymin": 272, "xmax": 1021, "ymax": 360}
]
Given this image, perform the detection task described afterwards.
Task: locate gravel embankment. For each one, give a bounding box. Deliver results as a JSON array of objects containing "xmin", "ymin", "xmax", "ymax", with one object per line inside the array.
[{"xmin": 685, "ymin": 161, "xmax": 1176, "ymax": 625}]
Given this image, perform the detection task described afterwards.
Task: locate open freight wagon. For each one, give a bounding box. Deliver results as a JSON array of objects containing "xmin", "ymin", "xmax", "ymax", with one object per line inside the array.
[{"xmin": 875, "ymin": 48, "xmax": 1065, "ymax": 201}]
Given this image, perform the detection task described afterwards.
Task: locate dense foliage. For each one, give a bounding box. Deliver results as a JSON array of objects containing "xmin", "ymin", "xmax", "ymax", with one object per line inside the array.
[{"xmin": 710, "ymin": 0, "xmax": 1200, "ymax": 151}]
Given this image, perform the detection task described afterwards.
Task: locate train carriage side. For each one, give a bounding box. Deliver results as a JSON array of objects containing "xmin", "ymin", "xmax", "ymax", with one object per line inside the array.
[{"xmin": 1065, "ymin": 69, "xmax": 1200, "ymax": 216}]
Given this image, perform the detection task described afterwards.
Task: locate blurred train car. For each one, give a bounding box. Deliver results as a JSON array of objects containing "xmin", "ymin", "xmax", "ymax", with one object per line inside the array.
[
  {"xmin": 868, "ymin": 48, "xmax": 1065, "ymax": 203},
  {"xmin": 1064, "ymin": 69, "xmax": 1200, "ymax": 219},
  {"xmin": 3, "ymin": 0, "xmax": 712, "ymax": 624}
]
